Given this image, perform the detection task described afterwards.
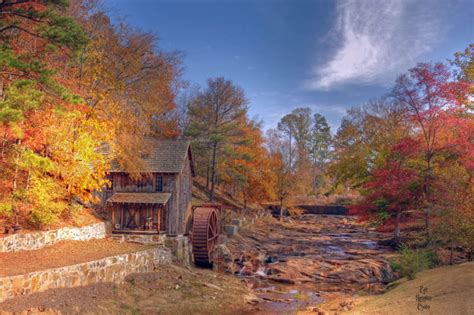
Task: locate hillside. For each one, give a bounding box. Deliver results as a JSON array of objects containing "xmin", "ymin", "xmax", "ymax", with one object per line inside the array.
[
  {"xmin": 307, "ymin": 262, "xmax": 474, "ymax": 315},
  {"xmin": 192, "ymin": 177, "xmax": 262, "ymax": 212}
]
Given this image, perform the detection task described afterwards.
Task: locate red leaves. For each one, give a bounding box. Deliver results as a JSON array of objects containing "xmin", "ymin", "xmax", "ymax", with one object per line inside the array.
[
  {"xmin": 391, "ymin": 137, "xmax": 421, "ymax": 158},
  {"xmin": 393, "ymin": 63, "xmax": 469, "ymax": 122}
]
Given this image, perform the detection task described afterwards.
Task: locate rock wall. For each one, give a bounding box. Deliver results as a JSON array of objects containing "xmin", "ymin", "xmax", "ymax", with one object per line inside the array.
[
  {"xmin": 0, "ymin": 247, "xmax": 172, "ymax": 303},
  {"xmin": 0, "ymin": 223, "xmax": 106, "ymax": 253},
  {"xmin": 165, "ymin": 235, "xmax": 192, "ymax": 266},
  {"xmin": 110, "ymin": 233, "xmax": 166, "ymax": 245}
]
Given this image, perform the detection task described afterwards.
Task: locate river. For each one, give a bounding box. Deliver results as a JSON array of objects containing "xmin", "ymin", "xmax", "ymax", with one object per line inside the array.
[{"xmin": 225, "ymin": 214, "xmax": 396, "ymax": 314}]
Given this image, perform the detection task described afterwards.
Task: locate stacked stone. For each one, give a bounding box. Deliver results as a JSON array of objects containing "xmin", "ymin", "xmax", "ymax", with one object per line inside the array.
[
  {"xmin": 0, "ymin": 223, "xmax": 106, "ymax": 253},
  {"xmin": 0, "ymin": 248, "xmax": 172, "ymax": 303}
]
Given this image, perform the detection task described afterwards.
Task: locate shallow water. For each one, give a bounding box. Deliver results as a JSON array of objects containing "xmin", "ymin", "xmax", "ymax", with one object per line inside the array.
[{"xmin": 242, "ymin": 276, "xmax": 324, "ymax": 314}]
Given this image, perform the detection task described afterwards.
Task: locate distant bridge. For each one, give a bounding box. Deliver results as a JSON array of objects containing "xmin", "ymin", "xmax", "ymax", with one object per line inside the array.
[
  {"xmin": 264, "ymin": 203, "xmax": 348, "ymax": 216},
  {"xmin": 296, "ymin": 205, "xmax": 347, "ymax": 215}
]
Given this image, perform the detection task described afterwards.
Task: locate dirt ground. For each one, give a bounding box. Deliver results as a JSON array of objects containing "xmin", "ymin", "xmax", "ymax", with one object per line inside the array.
[
  {"xmin": 0, "ymin": 239, "xmax": 150, "ymax": 277},
  {"xmin": 302, "ymin": 262, "xmax": 474, "ymax": 315},
  {"xmin": 0, "ymin": 264, "xmax": 255, "ymax": 315}
]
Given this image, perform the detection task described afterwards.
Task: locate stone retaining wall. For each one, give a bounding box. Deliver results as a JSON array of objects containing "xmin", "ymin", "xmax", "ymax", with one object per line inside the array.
[
  {"xmin": 0, "ymin": 223, "xmax": 106, "ymax": 253},
  {"xmin": 0, "ymin": 247, "xmax": 172, "ymax": 303},
  {"xmin": 110, "ymin": 234, "xmax": 192, "ymax": 266},
  {"xmin": 110, "ymin": 233, "xmax": 166, "ymax": 245}
]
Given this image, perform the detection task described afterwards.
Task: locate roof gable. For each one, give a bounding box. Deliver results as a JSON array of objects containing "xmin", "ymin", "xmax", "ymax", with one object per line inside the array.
[{"xmin": 109, "ymin": 138, "xmax": 194, "ymax": 174}]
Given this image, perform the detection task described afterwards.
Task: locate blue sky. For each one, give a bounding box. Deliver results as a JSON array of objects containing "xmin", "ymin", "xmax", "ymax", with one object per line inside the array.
[{"xmin": 103, "ymin": 0, "xmax": 473, "ymax": 131}]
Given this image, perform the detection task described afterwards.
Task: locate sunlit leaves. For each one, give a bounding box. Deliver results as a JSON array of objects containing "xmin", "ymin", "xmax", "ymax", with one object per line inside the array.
[{"xmin": 0, "ymin": 80, "xmax": 44, "ymax": 124}]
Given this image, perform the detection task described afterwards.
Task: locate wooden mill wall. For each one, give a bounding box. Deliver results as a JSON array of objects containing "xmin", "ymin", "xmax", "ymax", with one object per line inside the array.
[
  {"xmin": 98, "ymin": 155, "xmax": 193, "ymax": 236},
  {"xmin": 105, "ymin": 173, "xmax": 180, "ymax": 235},
  {"xmin": 176, "ymin": 154, "xmax": 193, "ymax": 235}
]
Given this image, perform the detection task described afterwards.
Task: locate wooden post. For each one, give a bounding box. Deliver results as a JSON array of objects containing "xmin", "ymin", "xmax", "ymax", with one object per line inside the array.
[
  {"xmin": 157, "ymin": 205, "xmax": 161, "ymax": 232},
  {"xmin": 163, "ymin": 204, "xmax": 167, "ymax": 234},
  {"xmin": 119, "ymin": 204, "xmax": 124, "ymax": 229},
  {"xmin": 111, "ymin": 204, "xmax": 115, "ymax": 232}
]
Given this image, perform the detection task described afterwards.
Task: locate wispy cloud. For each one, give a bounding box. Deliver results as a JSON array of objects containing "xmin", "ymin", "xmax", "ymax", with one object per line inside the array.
[{"xmin": 306, "ymin": 0, "xmax": 443, "ymax": 90}]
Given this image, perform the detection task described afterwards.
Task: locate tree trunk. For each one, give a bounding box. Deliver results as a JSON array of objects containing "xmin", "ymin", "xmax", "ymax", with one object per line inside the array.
[
  {"xmin": 424, "ymin": 154, "xmax": 433, "ymax": 242},
  {"xmin": 425, "ymin": 209, "xmax": 432, "ymax": 241},
  {"xmin": 394, "ymin": 210, "xmax": 401, "ymax": 239},
  {"xmin": 209, "ymin": 142, "xmax": 217, "ymax": 202},
  {"xmin": 206, "ymin": 151, "xmax": 211, "ymax": 191},
  {"xmin": 449, "ymin": 245, "xmax": 454, "ymax": 265},
  {"xmin": 288, "ymin": 133, "xmax": 293, "ymax": 167},
  {"xmin": 11, "ymin": 139, "xmax": 21, "ymax": 228},
  {"xmin": 243, "ymin": 191, "xmax": 247, "ymax": 210},
  {"xmin": 279, "ymin": 197, "xmax": 284, "ymax": 221}
]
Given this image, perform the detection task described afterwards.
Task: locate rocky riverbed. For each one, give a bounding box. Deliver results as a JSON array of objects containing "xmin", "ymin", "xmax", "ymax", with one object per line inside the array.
[{"xmin": 224, "ymin": 214, "xmax": 397, "ymax": 313}]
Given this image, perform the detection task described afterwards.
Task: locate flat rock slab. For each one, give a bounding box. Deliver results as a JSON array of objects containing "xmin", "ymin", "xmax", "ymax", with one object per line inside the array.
[{"xmin": 227, "ymin": 215, "xmax": 396, "ymax": 293}]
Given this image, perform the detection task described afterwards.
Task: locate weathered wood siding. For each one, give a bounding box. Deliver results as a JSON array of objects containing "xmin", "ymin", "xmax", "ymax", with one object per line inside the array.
[
  {"xmin": 100, "ymin": 154, "xmax": 193, "ymax": 236},
  {"xmin": 112, "ymin": 204, "xmax": 165, "ymax": 232},
  {"xmin": 165, "ymin": 173, "xmax": 179, "ymax": 235},
  {"xmin": 99, "ymin": 173, "xmax": 179, "ymax": 235},
  {"xmin": 177, "ymin": 154, "xmax": 193, "ymax": 234},
  {"xmin": 111, "ymin": 174, "xmax": 154, "ymax": 192}
]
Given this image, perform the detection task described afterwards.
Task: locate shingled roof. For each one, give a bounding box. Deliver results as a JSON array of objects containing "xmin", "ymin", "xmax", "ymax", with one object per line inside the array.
[{"xmin": 109, "ymin": 138, "xmax": 194, "ymax": 174}]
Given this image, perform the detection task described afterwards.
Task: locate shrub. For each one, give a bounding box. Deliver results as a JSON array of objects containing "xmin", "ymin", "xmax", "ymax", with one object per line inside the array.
[
  {"xmin": 0, "ymin": 202, "xmax": 13, "ymax": 217},
  {"xmin": 27, "ymin": 177, "xmax": 66, "ymax": 226},
  {"xmin": 390, "ymin": 245, "xmax": 434, "ymax": 280}
]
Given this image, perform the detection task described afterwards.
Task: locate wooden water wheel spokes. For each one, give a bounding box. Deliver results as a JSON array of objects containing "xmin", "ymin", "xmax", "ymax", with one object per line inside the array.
[{"xmin": 192, "ymin": 207, "xmax": 221, "ymax": 267}]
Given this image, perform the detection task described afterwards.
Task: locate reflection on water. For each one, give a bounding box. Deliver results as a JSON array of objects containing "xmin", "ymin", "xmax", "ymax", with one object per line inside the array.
[{"xmin": 242, "ymin": 276, "xmax": 324, "ymax": 314}]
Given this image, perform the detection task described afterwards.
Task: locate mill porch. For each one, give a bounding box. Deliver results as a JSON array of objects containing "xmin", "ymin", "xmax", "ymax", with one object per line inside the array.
[{"xmin": 106, "ymin": 192, "xmax": 171, "ymax": 234}]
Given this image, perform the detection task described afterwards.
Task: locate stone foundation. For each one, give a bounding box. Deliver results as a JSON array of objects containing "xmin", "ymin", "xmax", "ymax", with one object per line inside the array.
[
  {"xmin": 165, "ymin": 235, "xmax": 192, "ymax": 266},
  {"xmin": 0, "ymin": 247, "xmax": 172, "ymax": 303},
  {"xmin": 0, "ymin": 223, "xmax": 106, "ymax": 253}
]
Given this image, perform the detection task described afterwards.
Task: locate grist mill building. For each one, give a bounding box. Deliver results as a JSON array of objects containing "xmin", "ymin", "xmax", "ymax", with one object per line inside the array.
[{"xmin": 103, "ymin": 139, "xmax": 194, "ymax": 236}]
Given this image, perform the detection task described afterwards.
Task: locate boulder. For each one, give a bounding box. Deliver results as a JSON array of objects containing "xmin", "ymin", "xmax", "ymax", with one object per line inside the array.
[{"xmin": 211, "ymin": 244, "xmax": 237, "ymax": 274}]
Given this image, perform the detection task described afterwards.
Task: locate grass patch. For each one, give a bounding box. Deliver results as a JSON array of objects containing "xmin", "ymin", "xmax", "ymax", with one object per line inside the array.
[{"xmin": 390, "ymin": 245, "xmax": 435, "ymax": 280}]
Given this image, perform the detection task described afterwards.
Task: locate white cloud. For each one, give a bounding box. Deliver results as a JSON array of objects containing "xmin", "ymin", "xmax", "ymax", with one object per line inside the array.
[{"xmin": 306, "ymin": 0, "xmax": 442, "ymax": 90}]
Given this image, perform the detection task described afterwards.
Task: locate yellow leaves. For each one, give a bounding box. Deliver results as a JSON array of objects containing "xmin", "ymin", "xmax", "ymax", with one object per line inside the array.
[
  {"xmin": 27, "ymin": 175, "xmax": 66, "ymax": 225},
  {"xmin": 41, "ymin": 109, "xmax": 111, "ymax": 204}
]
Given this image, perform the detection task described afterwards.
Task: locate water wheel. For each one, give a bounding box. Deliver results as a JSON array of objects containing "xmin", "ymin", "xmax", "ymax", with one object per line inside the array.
[{"xmin": 192, "ymin": 206, "xmax": 220, "ymax": 267}]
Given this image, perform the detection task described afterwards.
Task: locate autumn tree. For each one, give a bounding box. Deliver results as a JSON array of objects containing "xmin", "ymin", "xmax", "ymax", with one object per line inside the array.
[
  {"xmin": 68, "ymin": 4, "xmax": 183, "ymax": 172},
  {"xmin": 0, "ymin": 0, "xmax": 183, "ymax": 227},
  {"xmin": 0, "ymin": 0, "xmax": 120, "ymax": 227},
  {"xmin": 262, "ymin": 129, "xmax": 288, "ymax": 216},
  {"xmin": 186, "ymin": 77, "xmax": 248, "ymax": 201},
  {"xmin": 345, "ymin": 56, "xmax": 472, "ymax": 244},
  {"xmin": 392, "ymin": 62, "xmax": 469, "ymax": 239},
  {"xmin": 218, "ymin": 119, "xmax": 276, "ymax": 209},
  {"xmin": 277, "ymin": 108, "xmax": 334, "ymax": 195},
  {"xmin": 330, "ymin": 100, "xmax": 410, "ymax": 188},
  {"xmin": 354, "ymin": 138, "xmax": 424, "ymax": 238},
  {"xmin": 277, "ymin": 108, "xmax": 311, "ymax": 168},
  {"xmin": 309, "ymin": 113, "xmax": 332, "ymax": 193}
]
